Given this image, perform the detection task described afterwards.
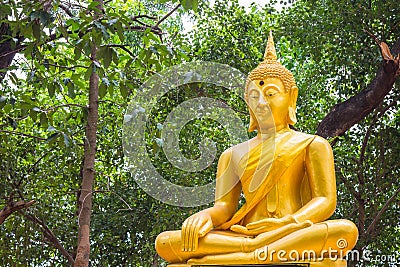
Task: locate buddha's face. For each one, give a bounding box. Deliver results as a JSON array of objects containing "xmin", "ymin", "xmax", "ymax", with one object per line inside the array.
[{"xmin": 246, "ymin": 77, "xmax": 290, "ymax": 132}]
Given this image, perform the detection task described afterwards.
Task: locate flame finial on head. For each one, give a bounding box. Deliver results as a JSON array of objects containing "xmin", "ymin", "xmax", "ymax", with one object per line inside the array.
[
  {"xmin": 247, "ymin": 30, "xmax": 296, "ymax": 92},
  {"xmin": 264, "ymin": 30, "xmax": 277, "ymax": 61}
]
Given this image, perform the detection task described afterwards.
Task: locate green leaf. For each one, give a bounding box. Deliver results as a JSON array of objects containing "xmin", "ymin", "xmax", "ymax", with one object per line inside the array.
[
  {"xmin": 48, "ymin": 82, "xmax": 55, "ymax": 98},
  {"xmin": 103, "ymin": 47, "xmax": 112, "ymax": 68},
  {"xmin": 0, "ymin": 96, "xmax": 6, "ymax": 109},
  {"xmin": 112, "ymin": 49, "xmax": 118, "ymax": 65},
  {"xmin": 81, "ymin": 107, "xmax": 88, "ymax": 123},
  {"xmin": 0, "ymin": 5, "xmax": 12, "ymax": 17},
  {"xmin": 29, "ymin": 109, "xmax": 38, "ymax": 121},
  {"xmin": 9, "ymin": 72, "xmax": 18, "ymax": 84},
  {"xmin": 94, "ymin": 21, "xmax": 110, "ymax": 40},
  {"xmin": 40, "ymin": 112, "xmax": 48, "ymax": 128},
  {"xmin": 180, "ymin": 0, "xmax": 198, "ymax": 11},
  {"xmin": 39, "ymin": 11, "xmax": 52, "ymax": 26},
  {"xmin": 85, "ymin": 66, "xmax": 93, "ymax": 80},
  {"xmin": 73, "ymin": 46, "xmax": 82, "ymax": 61},
  {"xmin": 67, "ymin": 82, "xmax": 76, "ymax": 99},
  {"xmin": 192, "ymin": 0, "xmax": 198, "ymax": 12},
  {"xmin": 99, "ymin": 83, "xmax": 107, "ymax": 98},
  {"xmin": 4, "ymin": 103, "xmax": 12, "ymax": 113},
  {"xmin": 20, "ymin": 102, "xmax": 33, "ymax": 109},
  {"xmin": 88, "ymin": 1, "xmax": 101, "ymax": 10},
  {"xmin": 46, "ymin": 132, "xmax": 60, "ymax": 144},
  {"xmin": 120, "ymin": 83, "xmax": 128, "ymax": 98},
  {"xmin": 115, "ymin": 21, "xmax": 125, "ymax": 42},
  {"xmin": 32, "ymin": 22, "xmax": 40, "ymax": 41},
  {"xmin": 63, "ymin": 133, "xmax": 70, "ymax": 147}
]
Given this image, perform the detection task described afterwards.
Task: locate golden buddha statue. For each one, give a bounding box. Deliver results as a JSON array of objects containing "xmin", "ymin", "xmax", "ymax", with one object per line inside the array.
[{"xmin": 155, "ymin": 32, "xmax": 358, "ymax": 266}]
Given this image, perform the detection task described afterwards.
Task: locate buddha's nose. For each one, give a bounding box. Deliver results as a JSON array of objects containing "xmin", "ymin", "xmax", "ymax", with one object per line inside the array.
[{"xmin": 258, "ymin": 95, "xmax": 268, "ymax": 106}]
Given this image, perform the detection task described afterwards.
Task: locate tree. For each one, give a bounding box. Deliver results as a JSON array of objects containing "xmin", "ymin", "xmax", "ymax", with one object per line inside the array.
[
  {"xmin": 1, "ymin": 0, "xmax": 190, "ymax": 265},
  {"xmin": 1, "ymin": 0, "xmax": 399, "ymax": 266}
]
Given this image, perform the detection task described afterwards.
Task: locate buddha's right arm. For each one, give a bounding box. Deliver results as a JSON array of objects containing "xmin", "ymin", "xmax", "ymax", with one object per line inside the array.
[
  {"xmin": 212, "ymin": 148, "xmax": 242, "ymax": 226},
  {"xmin": 181, "ymin": 149, "xmax": 241, "ymax": 251}
]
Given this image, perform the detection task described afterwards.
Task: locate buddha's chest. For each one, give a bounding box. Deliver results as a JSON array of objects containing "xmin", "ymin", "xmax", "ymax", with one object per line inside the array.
[{"xmin": 241, "ymin": 153, "xmax": 307, "ymax": 219}]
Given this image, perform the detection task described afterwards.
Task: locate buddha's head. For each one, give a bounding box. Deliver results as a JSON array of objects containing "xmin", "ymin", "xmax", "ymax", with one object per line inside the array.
[{"xmin": 245, "ymin": 31, "xmax": 298, "ymax": 132}]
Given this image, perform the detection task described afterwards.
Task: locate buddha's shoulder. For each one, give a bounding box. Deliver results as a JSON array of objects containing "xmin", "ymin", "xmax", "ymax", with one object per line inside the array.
[
  {"xmin": 291, "ymin": 130, "xmax": 327, "ymax": 142},
  {"xmin": 289, "ymin": 129, "xmax": 314, "ymax": 140},
  {"xmin": 290, "ymin": 130, "xmax": 332, "ymax": 151},
  {"xmin": 219, "ymin": 138, "xmax": 255, "ymax": 162}
]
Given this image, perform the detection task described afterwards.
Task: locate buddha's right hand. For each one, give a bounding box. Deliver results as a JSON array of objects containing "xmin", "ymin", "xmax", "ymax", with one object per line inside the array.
[{"xmin": 181, "ymin": 211, "xmax": 213, "ymax": 252}]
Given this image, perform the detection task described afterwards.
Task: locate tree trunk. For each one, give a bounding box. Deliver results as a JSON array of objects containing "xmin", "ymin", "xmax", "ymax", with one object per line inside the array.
[
  {"xmin": 74, "ymin": 2, "xmax": 103, "ymax": 265},
  {"xmin": 317, "ymin": 37, "xmax": 400, "ymax": 138},
  {"xmin": 74, "ymin": 49, "xmax": 99, "ymax": 267},
  {"xmin": 0, "ymin": 23, "xmax": 20, "ymax": 82}
]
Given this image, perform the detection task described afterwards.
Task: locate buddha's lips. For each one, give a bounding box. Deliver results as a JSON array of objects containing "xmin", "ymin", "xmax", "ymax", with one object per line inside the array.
[
  {"xmin": 255, "ymin": 108, "xmax": 270, "ymax": 113},
  {"xmin": 255, "ymin": 111, "xmax": 271, "ymax": 116}
]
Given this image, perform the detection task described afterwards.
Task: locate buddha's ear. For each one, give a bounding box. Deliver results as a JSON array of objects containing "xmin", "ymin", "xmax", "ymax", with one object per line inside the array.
[
  {"xmin": 248, "ymin": 110, "xmax": 258, "ymax": 132},
  {"xmin": 290, "ymin": 86, "xmax": 298, "ymax": 109},
  {"xmin": 244, "ymin": 92, "xmax": 258, "ymax": 132},
  {"xmin": 288, "ymin": 86, "xmax": 298, "ymax": 125}
]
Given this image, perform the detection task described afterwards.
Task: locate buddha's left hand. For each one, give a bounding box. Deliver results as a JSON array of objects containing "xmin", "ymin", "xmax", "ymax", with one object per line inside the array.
[{"xmin": 231, "ymin": 215, "xmax": 296, "ymax": 235}]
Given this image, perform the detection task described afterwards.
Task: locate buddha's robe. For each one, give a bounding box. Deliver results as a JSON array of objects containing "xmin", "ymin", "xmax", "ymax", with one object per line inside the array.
[{"xmin": 219, "ymin": 130, "xmax": 315, "ymax": 231}]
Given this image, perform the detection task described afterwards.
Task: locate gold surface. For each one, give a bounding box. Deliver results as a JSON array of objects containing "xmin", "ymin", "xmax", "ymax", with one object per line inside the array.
[
  {"xmin": 156, "ymin": 32, "xmax": 358, "ymax": 265},
  {"xmin": 168, "ymin": 258, "xmax": 346, "ymax": 266},
  {"xmin": 168, "ymin": 258, "xmax": 347, "ymax": 266}
]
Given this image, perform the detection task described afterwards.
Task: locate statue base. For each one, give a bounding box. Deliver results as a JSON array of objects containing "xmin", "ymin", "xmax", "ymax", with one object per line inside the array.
[{"xmin": 168, "ymin": 258, "xmax": 347, "ymax": 267}]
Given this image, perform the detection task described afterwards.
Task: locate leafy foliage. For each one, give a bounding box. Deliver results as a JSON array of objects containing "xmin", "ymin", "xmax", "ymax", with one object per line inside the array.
[{"xmin": 0, "ymin": 0, "xmax": 399, "ymax": 266}]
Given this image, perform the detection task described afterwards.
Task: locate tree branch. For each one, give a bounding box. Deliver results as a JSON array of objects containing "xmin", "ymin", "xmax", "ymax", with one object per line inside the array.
[
  {"xmin": 43, "ymin": 103, "xmax": 88, "ymax": 112},
  {"xmin": 126, "ymin": 25, "xmax": 163, "ymax": 36},
  {"xmin": 58, "ymin": 3, "xmax": 75, "ymax": 17},
  {"xmin": 317, "ymin": 37, "xmax": 400, "ymax": 138},
  {"xmin": 132, "ymin": 14, "xmax": 157, "ymax": 21},
  {"xmin": 359, "ymin": 95, "xmax": 399, "ymax": 166},
  {"xmin": 45, "ymin": 63, "xmax": 88, "ymax": 70},
  {"xmin": 155, "ymin": 4, "xmax": 181, "ymax": 27},
  {"xmin": 338, "ymin": 167, "xmax": 362, "ymax": 202},
  {"xmin": 0, "ymin": 130, "xmax": 47, "ymax": 141},
  {"xmin": 365, "ymin": 186, "xmax": 400, "ymax": 236},
  {"xmin": 0, "ymin": 200, "xmax": 35, "ymax": 224},
  {"xmin": 103, "ymin": 44, "xmax": 135, "ymax": 58},
  {"xmin": 23, "ymin": 212, "xmax": 75, "ymax": 265}
]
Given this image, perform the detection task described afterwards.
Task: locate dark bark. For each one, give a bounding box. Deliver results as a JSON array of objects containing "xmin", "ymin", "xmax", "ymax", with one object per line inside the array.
[
  {"xmin": 0, "ymin": 23, "xmax": 21, "ymax": 82},
  {"xmin": 23, "ymin": 212, "xmax": 75, "ymax": 265},
  {"xmin": 0, "ymin": 200, "xmax": 35, "ymax": 224},
  {"xmin": 317, "ymin": 37, "xmax": 400, "ymax": 138}
]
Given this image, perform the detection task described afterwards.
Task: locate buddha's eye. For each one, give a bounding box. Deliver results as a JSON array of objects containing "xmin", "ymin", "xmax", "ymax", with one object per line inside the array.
[
  {"xmin": 248, "ymin": 90, "xmax": 260, "ymax": 99},
  {"xmin": 265, "ymin": 90, "xmax": 278, "ymax": 97},
  {"xmin": 249, "ymin": 94, "xmax": 259, "ymax": 99}
]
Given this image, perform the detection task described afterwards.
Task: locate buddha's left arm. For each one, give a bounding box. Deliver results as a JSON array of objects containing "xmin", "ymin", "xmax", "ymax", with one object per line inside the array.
[{"xmin": 292, "ymin": 136, "xmax": 337, "ymax": 224}]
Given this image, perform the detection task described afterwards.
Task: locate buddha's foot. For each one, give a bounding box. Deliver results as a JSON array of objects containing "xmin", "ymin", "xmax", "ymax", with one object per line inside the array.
[{"xmin": 245, "ymin": 220, "xmax": 313, "ymax": 251}]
